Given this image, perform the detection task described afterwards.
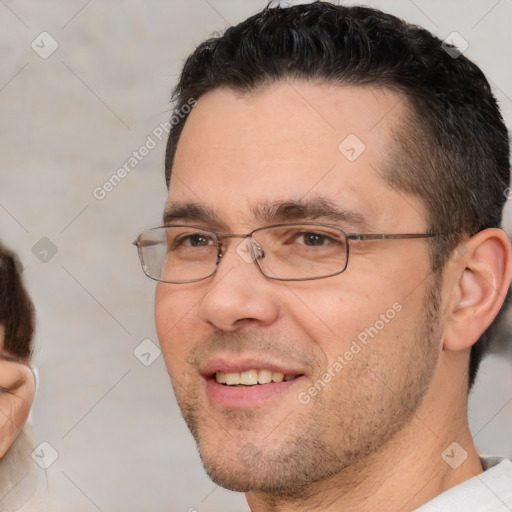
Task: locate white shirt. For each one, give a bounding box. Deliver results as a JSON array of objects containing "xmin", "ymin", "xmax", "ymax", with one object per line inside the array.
[{"xmin": 415, "ymin": 458, "xmax": 512, "ymax": 511}]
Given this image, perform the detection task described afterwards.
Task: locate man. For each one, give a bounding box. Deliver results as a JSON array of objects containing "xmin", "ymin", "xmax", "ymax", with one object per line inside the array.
[{"xmin": 135, "ymin": 2, "xmax": 512, "ymax": 510}]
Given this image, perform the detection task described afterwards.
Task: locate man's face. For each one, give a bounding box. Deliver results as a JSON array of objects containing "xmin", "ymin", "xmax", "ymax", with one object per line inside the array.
[{"xmin": 155, "ymin": 82, "xmax": 442, "ymax": 494}]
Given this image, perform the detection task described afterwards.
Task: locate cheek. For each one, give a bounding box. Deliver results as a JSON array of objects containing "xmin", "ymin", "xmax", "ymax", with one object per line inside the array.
[
  {"xmin": 283, "ymin": 267, "xmax": 423, "ymax": 369},
  {"xmin": 282, "ymin": 277, "xmax": 387, "ymax": 357},
  {"xmin": 155, "ymin": 285, "xmax": 203, "ymax": 373}
]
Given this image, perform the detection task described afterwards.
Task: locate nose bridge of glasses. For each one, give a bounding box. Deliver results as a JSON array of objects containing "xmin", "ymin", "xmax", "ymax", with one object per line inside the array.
[{"xmin": 219, "ymin": 233, "xmax": 264, "ymax": 263}]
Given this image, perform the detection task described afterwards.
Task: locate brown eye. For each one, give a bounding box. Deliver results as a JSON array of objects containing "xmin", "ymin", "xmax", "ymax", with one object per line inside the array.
[
  {"xmin": 302, "ymin": 232, "xmax": 327, "ymax": 246},
  {"xmin": 175, "ymin": 233, "xmax": 215, "ymax": 248},
  {"xmin": 187, "ymin": 234, "xmax": 212, "ymax": 247}
]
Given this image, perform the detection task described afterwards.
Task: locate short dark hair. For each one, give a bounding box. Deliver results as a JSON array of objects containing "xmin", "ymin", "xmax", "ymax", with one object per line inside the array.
[
  {"xmin": 0, "ymin": 242, "xmax": 35, "ymax": 360},
  {"xmin": 164, "ymin": 2, "xmax": 510, "ymax": 386}
]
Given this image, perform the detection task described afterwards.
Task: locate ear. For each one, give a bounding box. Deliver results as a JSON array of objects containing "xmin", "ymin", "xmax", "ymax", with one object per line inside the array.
[
  {"xmin": 0, "ymin": 357, "xmax": 35, "ymax": 459},
  {"xmin": 443, "ymin": 228, "xmax": 512, "ymax": 352}
]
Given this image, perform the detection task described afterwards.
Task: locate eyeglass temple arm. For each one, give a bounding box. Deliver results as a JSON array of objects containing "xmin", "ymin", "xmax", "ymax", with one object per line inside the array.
[
  {"xmin": 133, "ymin": 239, "xmax": 162, "ymax": 247},
  {"xmin": 347, "ymin": 233, "xmax": 443, "ymax": 241}
]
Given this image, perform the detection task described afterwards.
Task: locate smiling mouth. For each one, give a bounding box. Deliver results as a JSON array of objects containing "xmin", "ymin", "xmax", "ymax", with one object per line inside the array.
[{"xmin": 215, "ymin": 369, "xmax": 303, "ymax": 387}]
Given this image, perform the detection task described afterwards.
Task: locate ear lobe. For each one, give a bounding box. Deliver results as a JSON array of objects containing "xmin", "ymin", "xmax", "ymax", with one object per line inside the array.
[
  {"xmin": 444, "ymin": 228, "xmax": 512, "ymax": 352},
  {"xmin": 0, "ymin": 359, "xmax": 35, "ymax": 459}
]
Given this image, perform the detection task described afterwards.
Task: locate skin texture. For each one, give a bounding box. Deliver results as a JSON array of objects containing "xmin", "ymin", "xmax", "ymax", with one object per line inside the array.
[
  {"xmin": 0, "ymin": 324, "xmax": 35, "ymax": 459},
  {"xmin": 155, "ymin": 81, "xmax": 512, "ymax": 511}
]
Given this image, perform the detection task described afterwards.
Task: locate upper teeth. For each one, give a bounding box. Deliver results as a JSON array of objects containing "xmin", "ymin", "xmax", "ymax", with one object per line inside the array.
[{"xmin": 215, "ymin": 369, "xmax": 295, "ymax": 385}]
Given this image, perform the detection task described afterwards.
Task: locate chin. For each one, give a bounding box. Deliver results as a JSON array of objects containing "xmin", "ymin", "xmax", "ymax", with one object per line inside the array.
[
  {"xmin": 195, "ymin": 432, "xmax": 348, "ymax": 497},
  {"xmin": 201, "ymin": 454, "xmax": 296, "ymax": 495},
  {"xmin": 193, "ymin": 429, "xmax": 270, "ymax": 492}
]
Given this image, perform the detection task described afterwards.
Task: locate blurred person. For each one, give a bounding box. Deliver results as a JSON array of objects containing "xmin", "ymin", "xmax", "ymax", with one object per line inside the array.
[
  {"xmin": 135, "ymin": 2, "xmax": 512, "ymax": 510},
  {"xmin": 0, "ymin": 242, "xmax": 37, "ymax": 511}
]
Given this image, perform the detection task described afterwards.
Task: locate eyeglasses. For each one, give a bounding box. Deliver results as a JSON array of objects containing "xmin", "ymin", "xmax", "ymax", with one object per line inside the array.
[{"xmin": 134, "ymin": 223, "xmax": 442, "ymax": 283}]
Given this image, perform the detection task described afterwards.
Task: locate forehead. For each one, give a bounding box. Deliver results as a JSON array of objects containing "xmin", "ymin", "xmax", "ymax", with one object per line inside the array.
[{"xmin": 169, "ymin": 81, "xmax": 425, "ymax": 231}]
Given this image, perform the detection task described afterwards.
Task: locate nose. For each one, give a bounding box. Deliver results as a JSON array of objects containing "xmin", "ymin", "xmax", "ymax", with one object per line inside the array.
[{"xmin": 197, "ymin": 239, "xmax": 279, "ymax": 332}]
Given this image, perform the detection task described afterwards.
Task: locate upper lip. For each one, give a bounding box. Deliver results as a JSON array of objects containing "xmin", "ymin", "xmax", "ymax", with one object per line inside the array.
[{"xmin": 200, "ymin": 356, "xmax": 308, "ymax": 378}]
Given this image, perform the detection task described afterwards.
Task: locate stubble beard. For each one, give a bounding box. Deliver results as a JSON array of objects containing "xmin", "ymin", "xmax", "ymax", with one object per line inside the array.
[{"xmin": 171, "ymin": 281, "xmax": 442, "ymax": 498}]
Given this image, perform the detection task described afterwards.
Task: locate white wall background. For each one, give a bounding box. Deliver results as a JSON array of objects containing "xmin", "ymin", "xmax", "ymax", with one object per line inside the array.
[{"xmin": 0, "ymin": 1, "xmax": 511, "ymax": 510}]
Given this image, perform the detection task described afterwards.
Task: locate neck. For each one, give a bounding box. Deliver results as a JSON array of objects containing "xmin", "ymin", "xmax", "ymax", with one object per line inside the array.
[{"xmin": 246, "ymin": 364, "xmax": 482, "ymax": 512}]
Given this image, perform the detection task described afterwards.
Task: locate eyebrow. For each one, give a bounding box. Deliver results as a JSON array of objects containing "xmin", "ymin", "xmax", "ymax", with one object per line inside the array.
[
  {"xmin": 163, "ymin": 197, "xmax": 367, "ymax": 231},
  {"xmin": 163, "ymin": 203, "xmax": 227, "ymax": 229},
  {"xmin": 251, "ymin": 198, "xmax": 366, "ymax": 228}
]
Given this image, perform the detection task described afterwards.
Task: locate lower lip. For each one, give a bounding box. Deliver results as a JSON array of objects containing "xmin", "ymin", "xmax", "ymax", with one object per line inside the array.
[{"xmin": 204, "ymin": 377, "xmax": 303, "ymax": 409}]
